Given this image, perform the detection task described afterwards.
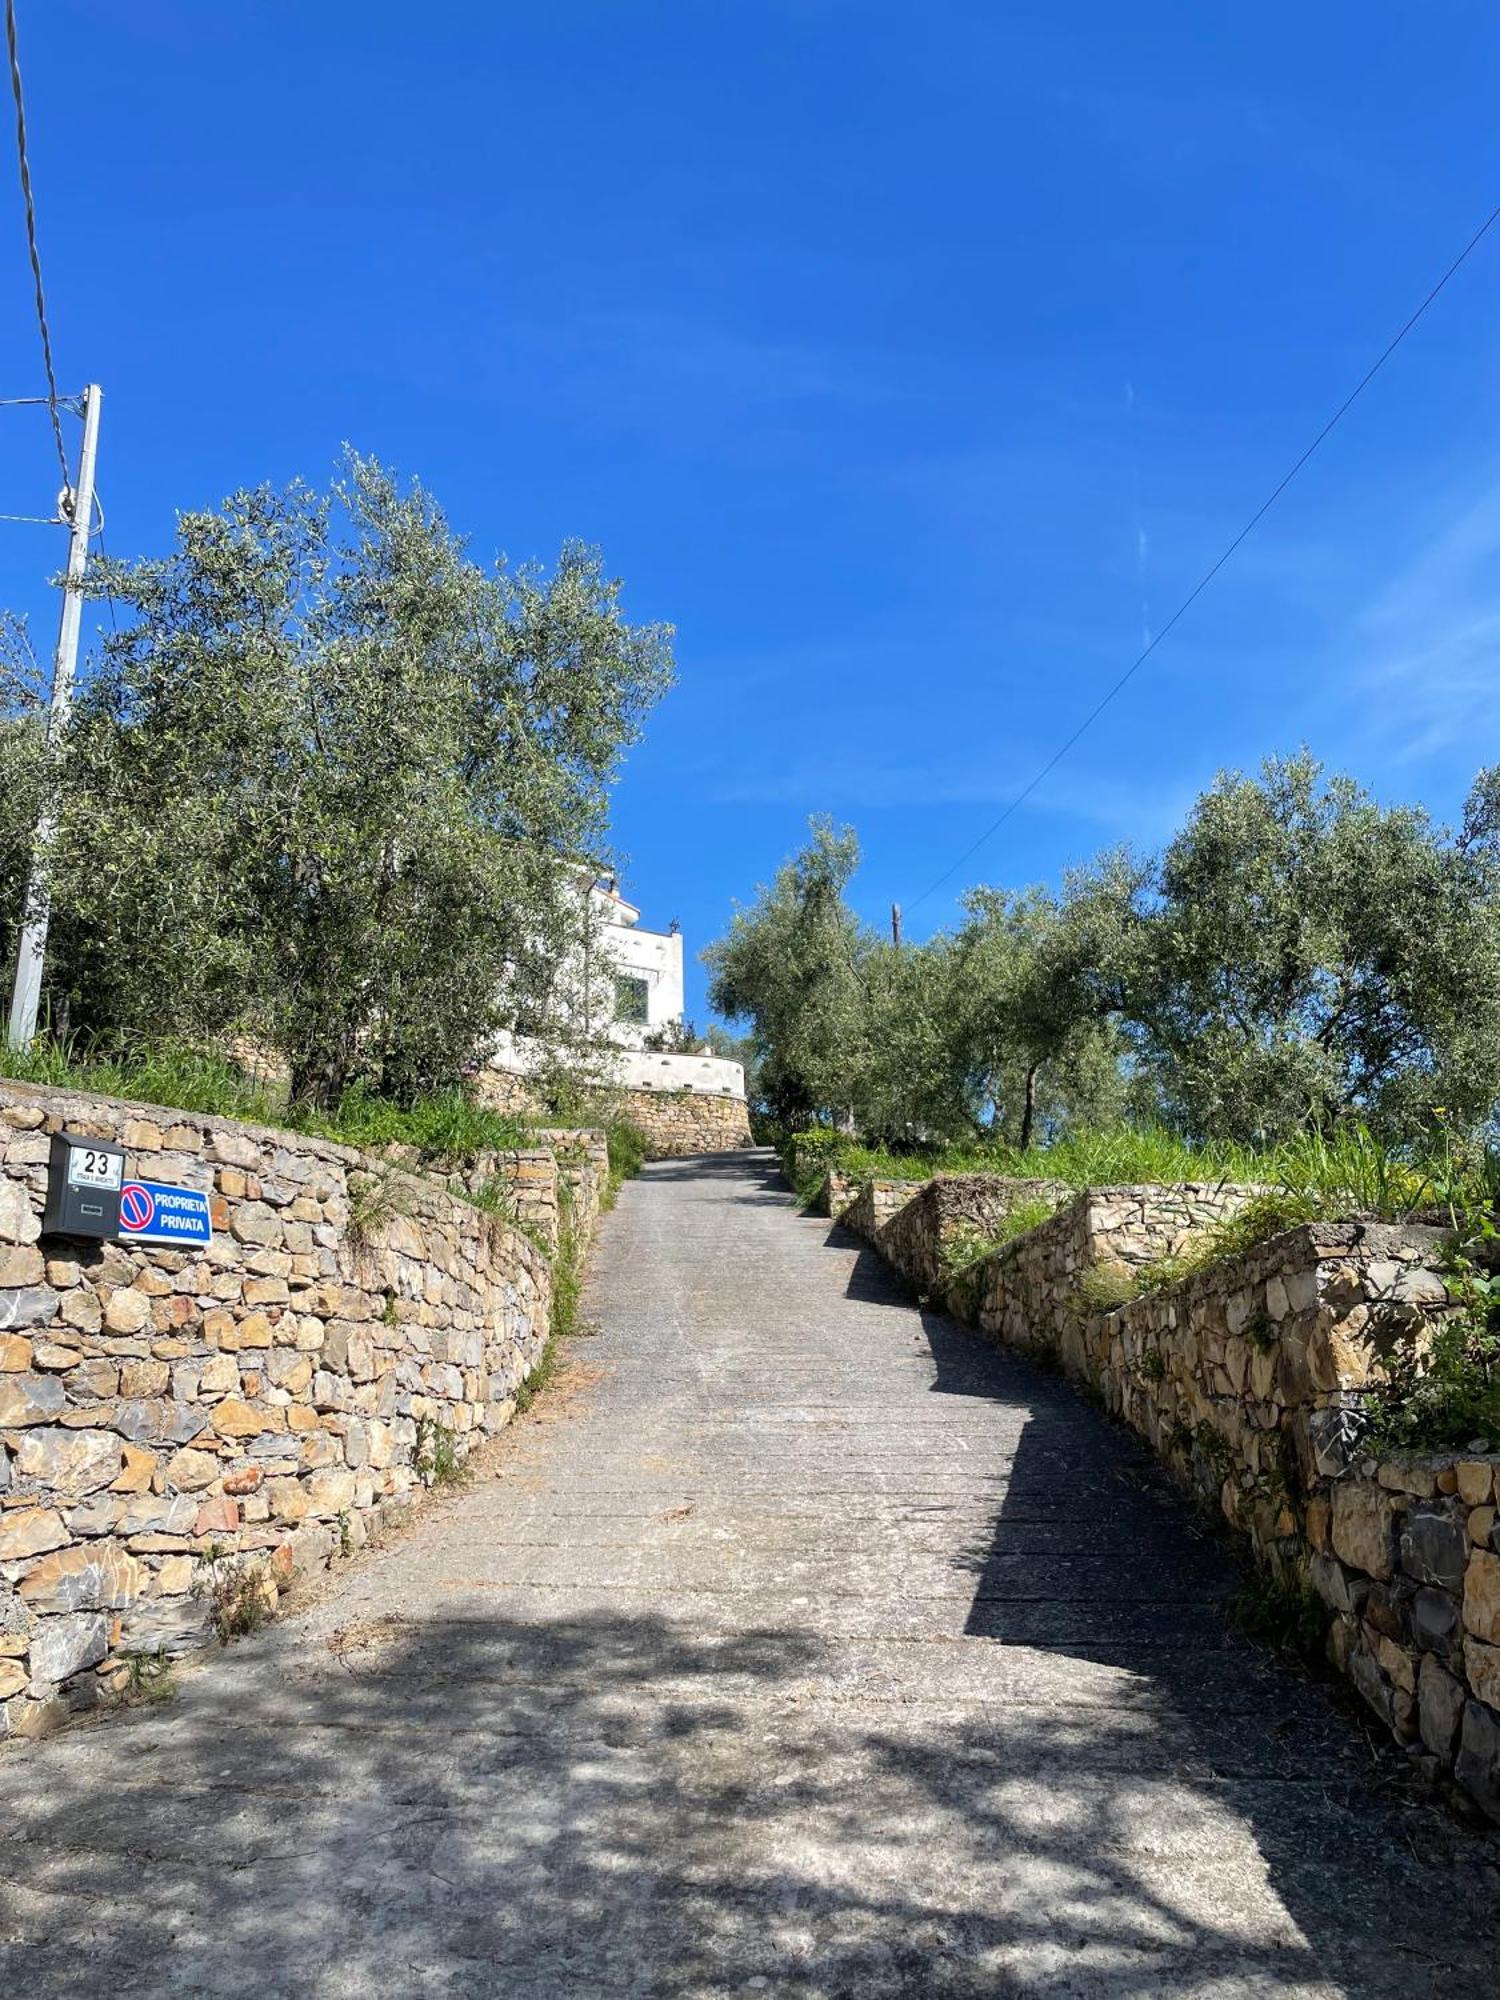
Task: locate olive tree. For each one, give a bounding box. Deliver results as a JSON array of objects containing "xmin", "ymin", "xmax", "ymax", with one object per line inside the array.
[
  {"xmin": 1125, "ymin": 755, "xmax": 1500, "ymax": 1142},
  {"xmin": 22, "ymin": 455, "xmax": 673, "ymax": 1107},
  {"xmin": 953, "ymin": 884, "xmax": 1133, "ymax": 1147},
  {"xmin": 0, "ymin": 617, "xmax": 51, "ymax": 1015},
  {"xmin": 704, "ymin": 818, "xmax": 872, "ymax": 1130},
  {"xmin": 856, "ymin": 934, "xmax": 976, "ymax": 1144}
]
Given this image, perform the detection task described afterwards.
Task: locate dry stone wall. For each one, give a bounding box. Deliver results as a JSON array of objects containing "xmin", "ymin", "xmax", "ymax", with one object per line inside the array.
[
  {"xmin": 971, "ymin": 1184, "xmax": 1256, "ymax": 1370},
  {"xmin": 616, "ymin": 1087, "xmax": 753, "ymax": 1160},
  {"xmin": 874, "ymin": 1175, "xmax": 1069, "ymax": 1298},
  {"xmin": 481, "ymin": 1065, "xmax": 754, "ymax": 1162},
  {"xmin": 839, "ymin": 1178, "xmax": 920, "ymax": 1241},
  {"xmin": 439, "ymin": 1130, "xmax": 610, "ymax": 1256},
  {"xmin": 841, "ymin": 1164, "xmax": 1500, "ymax": 1822},
  {"xmin": 0, "ymin": 1081, "xmax": 607, "ymax": 1738},
  {"xmin": 820, "ymin": 1169, "xmax": 859, "ymax": 1220}
]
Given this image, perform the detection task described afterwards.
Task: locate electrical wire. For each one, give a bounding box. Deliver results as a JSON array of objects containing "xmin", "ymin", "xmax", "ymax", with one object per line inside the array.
[
  {"xmin": 0, "ymin": 391, "xmax": 79, "ymax": 410},
  {"xmin": 4, "ymin": 0, "xmax": 70, "ymax": 505},
  {"xmin": 92, "ymin": 496, "xmax": 120, "ymax": 634},
  {"xmin": 904, "ymin": 198, "xmax": 1500, "ymax": 917}
]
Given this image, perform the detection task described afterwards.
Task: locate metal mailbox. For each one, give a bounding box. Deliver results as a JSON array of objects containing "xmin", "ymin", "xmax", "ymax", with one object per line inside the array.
[{"xmin": 41, "ymin": 1130, "xmax": 125, "ymax": 1240}]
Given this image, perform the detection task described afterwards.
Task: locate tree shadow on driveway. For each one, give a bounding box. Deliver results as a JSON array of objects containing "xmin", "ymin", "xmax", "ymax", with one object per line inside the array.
[
  {"xmin": 3, "ymin": 1579, "xmax": 1492, "ymax": 1998},
  {"xmin": 903, "ymin": 1271, "xmax": 1500, "ymax": 1996}
]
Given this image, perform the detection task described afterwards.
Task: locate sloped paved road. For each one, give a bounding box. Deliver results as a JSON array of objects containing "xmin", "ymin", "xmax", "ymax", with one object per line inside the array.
[{"xmin": 2, "ymin": 1151, "xmax": 1497, "ymax": 1996}]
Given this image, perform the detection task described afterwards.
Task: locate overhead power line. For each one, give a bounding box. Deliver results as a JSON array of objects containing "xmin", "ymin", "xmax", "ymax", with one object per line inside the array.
[
  {"xmin": 905, "ymin": 198, "xmax": 1500, "ymax": 918},
  {"xmin": 4, "ymin": 0, "xmax": 70, "ymax": 504}
]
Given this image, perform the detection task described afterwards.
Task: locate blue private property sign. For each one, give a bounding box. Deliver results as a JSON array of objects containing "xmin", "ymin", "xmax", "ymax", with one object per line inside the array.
[{"xmin": 117, "ymin": 1179, "xmax": 214, "ymax": 1248}]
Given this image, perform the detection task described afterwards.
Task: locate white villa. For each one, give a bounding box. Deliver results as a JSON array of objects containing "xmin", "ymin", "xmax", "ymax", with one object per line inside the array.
[{"xmin": 488, "ymin": 878, "xmax": 747, "ymax": 1105}]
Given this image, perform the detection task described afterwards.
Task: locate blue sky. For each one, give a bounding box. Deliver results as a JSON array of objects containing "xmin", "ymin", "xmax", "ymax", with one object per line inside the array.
[{"xmin": 2, "ymin": 4, "xmax": 1499, "ymax": 1024}]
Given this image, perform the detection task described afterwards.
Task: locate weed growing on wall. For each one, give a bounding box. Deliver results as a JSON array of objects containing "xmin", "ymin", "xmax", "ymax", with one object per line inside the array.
[
  {"xmin": 603, "ymin": 1119, "xmax": 647, "ymax": 1205},
  {"xmin": 414, "ymin": 1416, "xmax": 469, "ymax": 1488},
  {"xmin": 1226, "ymin": 1566, "xmax": 1328, "ymax": 1666},
  {"xmin": 515, "ymin": 1212, "xmax": 592, "ymax": 1414},
  {"xmin": 193, "ymin": 1548, "xmax": 271, "ymax": 1646},
  {"xmin": 939, "ymin": 1200, "xmax": 1060, "ymax": 1319},
  {"xmin": 937, "ymin": 1201, "xmax": 1060, "ymax": 1283},
  {"xmin": 123, "ymin": 1648, "xmax": 175, "ymax": 1706},
  {"xmin": 1359, "ymin": 1214, "xmax": 1500, "ymax": 1453},
  {"xmin": 346, "ymin": 1162, "xmax": 416, "ymax": 1252},
  {"xmin": 1072, "ymin": 1262, "xmax": 1140, "ymax": 1315}
]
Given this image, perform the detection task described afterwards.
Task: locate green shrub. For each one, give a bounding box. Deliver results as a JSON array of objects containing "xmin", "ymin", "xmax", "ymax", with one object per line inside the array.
[
  {"xmin": 603, "ymin": 1118, "xmax": 647, "ymax": 1202},
  {"xmin": 1360, "ymin": 1223, "xmax": 1500, "ymax": 1452}
]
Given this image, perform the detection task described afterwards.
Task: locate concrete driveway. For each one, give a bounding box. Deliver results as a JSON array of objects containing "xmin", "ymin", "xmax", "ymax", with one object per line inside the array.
[{"xmin": 1, "ymin": 1150, "xmax": 1496, "ymax": 1995}]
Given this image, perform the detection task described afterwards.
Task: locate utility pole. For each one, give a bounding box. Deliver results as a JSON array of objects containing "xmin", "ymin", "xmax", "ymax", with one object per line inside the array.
[
  {"xmin": 7, "ymin": 381, "xmax": 102, "ymax": 1048},
  {"xmin": 891, "ymin": 902, "xmax": 902, "ymax": 949}
]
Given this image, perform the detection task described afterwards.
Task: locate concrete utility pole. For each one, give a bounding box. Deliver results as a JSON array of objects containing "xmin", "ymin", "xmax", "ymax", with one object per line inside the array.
[
  {"xmin": 891, "ymin": 903, "xmax": 902, "ymax": 948},
  {"xmin": 6, "ymin": 381, "xmax": 102, "ymax": 1048}
]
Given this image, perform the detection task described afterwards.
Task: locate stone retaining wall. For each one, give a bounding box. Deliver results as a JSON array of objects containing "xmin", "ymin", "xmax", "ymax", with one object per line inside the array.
[
  {"xmin": 615, "ymin": 1087, "xmax": 753, "ymax": 1160},
  {"xmin": 971, "ymin": 1183, "xmax": 1257, "ymax": 1367},
  {"xmin": 478, "ymin": 1070, "xmax": 753, "ymax": 1161},
  {"xmin": 874, "ymin": 1175, "xmax": 1069, "ymax": 1298},
  {"xmin": 839, "ymin": 1178, "xmax": 920, "ymax": 1241},
  {"xmin": 820, "ymin": 1169, "xmax": 859, "ymax": 1219},
  {"xmin": 0, "ymin": 1081, "xmax": 608, "ymax": 1738},
  {"xmin": 840, "ymin": 1163, "xmax": 1500, "ymax": 1821},
  {"xmin": 440, "ymin": 1129, "xmax": 610, "ymax": 1256}
]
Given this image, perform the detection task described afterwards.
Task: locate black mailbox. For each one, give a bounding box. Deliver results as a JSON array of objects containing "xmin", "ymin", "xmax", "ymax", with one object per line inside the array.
[{"xmin": 42, "ymin": 1130, "xmax": 125, "ymax": 1239}]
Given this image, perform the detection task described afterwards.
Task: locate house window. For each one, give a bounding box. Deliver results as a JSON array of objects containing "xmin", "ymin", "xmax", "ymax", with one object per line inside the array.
[{"xmin": 614, "ymin": 975, "xmax": 650, "ymax": 1026}]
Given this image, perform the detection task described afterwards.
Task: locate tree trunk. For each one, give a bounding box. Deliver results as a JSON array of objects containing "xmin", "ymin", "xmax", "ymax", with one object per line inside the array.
[
  {"xmin": 1019, "ymin": 1063, "xmax": 1039, "ymax": 1151},
  {"xmin": 289, "ymin": 1048, "xmax": 349, "ymax": 1115}
]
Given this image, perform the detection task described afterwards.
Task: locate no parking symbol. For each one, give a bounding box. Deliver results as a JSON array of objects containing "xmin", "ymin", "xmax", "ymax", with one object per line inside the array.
[
  {"xmin": 119, "ymin": 1182, "xmax": 155, "ymax": 1232},
  {"xmin": 117, "ymin": 1179, "xmax": 214, "ymax": 1247}
]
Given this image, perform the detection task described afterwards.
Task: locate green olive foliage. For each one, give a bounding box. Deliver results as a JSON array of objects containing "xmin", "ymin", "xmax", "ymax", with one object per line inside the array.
[
  {"xmin": 1126, "ymin": 755, "xmax": 1500, "ymax": 1142},
  {"xmin": 3, "ymin": 456, "xmax": 673, "ymax": 1107},
  {"xmin": 710, "ymin": 754, "xmax": 1500, "ymax": 1149},
  {"xmin": 0, "ymin": 617, "xmax": 51, "ymax": 996},
  {"xmin": 704, "ymin": 818, "xmax": 872, "ymax": 1131}
]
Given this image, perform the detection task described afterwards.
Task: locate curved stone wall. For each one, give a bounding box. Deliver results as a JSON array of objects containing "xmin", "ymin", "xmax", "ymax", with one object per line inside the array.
[
  {"xmin": 616, "ymin": 1087, "xmax": 754, "ymax": 1159},
  {"xmin": 840, "ymin": 1164, "xmax": 1500, "ymax": 1823},
  {"xmin": 0, "ymin": 1082, "xmax": 606, "ymax": 1737}
]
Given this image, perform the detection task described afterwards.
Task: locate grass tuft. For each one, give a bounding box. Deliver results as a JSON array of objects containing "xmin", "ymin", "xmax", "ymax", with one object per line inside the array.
[
  {"xmin": 0, "ymin": 1033, "xmax": 533, "ymax": 1161},
  {"xmin": 1226, "ymin": 1566, "xmax": 1327, "ymax": 1665},
  {"xmin": 413, "ymin": 1415, "xmax": 470, "ymax": 1488},
  {"xmin": 1073, "ymin": 1261, "xmax": 1141, "ymax": 1314},
  {"xmin": 346, "ymin": 1161, "xmax": 416, "ymax": 1250},
  {"xmin": 603, "ymin": 1118, "xmax": 647, "ymax": 1206},
  {"xmin": 782, "ymin": 1118, "xmax": 1480, "ymax": 1220},
  {"xmin": 123, "ymin": 1647, "xmax": 176, "ymax": 1705}
]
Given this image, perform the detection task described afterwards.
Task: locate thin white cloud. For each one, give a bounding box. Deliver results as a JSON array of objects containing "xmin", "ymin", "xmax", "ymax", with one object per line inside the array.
[
  {"xmin": 695, "ymin": 751, "xmax": 1193, "ymax": 841},
  {"xmin": 1349, "ymin": 482, "xmax": 1500, "ymax": 760}
]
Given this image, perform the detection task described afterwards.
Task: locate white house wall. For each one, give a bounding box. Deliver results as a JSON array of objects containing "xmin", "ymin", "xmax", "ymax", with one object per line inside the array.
[{"xmin": 599, "ymin": 922, "xmax": 684, "ymax": 1048}]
